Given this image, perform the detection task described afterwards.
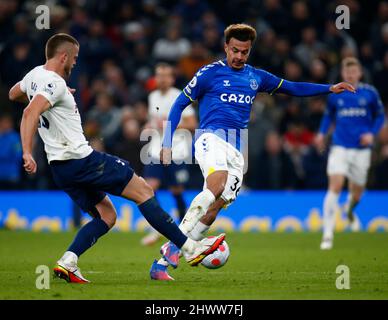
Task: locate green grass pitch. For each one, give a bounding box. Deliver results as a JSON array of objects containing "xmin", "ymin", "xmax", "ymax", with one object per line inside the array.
[{"xmin": 0, "ymin": 230, "xmax": 387, "ymax": 299}]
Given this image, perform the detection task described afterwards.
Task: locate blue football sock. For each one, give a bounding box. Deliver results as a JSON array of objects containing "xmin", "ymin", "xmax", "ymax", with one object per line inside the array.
[
  {"xmin": 138, "ymin": 197, "xmax": 187, "ymax": 248},
  {"xmin": 67, "ymin": 218, "xmax": 110, "ymax": 257}
]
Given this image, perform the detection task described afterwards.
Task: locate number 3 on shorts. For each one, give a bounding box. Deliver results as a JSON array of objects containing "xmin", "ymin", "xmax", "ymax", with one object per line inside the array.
[{"xmin": 230, "ymin": 176, "xmax": 241, "ymax": 197}]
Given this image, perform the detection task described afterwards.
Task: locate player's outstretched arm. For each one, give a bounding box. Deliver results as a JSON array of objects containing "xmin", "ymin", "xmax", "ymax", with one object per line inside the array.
[
  {"xmin": 276, "ymin": 80, "xmax": 355, "ymax": 97},
  {"xmin": 20, "ymin": 94, "xmax": 51, "ymax": 174},
  {"xmin": 9, "ymin": 82, "xmax": 29, "ymax": 104},
  {"xmin": 160, "ymin": 91, "xmax": 191, "ymax": 165}
]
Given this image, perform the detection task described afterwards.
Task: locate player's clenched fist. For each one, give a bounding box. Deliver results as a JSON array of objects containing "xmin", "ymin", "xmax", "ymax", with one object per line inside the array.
[
  {"xmin": 329, "ymin": 82, "xmax": 356, "ymax": 94},
  {"xmin": 23, "ymin": 153, "xmax": 37, "ymax": 174},
  {"xmin": 160, "ymin": 147, "xmax": 172, "ymax": 166}
]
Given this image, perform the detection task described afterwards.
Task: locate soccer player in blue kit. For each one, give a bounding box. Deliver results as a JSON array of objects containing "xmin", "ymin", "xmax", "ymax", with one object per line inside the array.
[
  {"xmin": 8, "ymin": 33, "xmax": 225, "ymax": 283},
  {"xmin": 315, "ymin": 57, "xmax": 385, "ymax": 250},
  {"xmin": 150, "ymin": 23, "xmax": 356, "ymax": 280}
]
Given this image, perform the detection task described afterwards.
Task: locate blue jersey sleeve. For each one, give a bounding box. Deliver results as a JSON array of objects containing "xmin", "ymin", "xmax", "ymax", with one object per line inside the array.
[
  {"xmin": 162, "ymin": 64, "xmax": 216, "ymax": 148},
  {"xmin": 319, "ymin": 95, "xmax": 336, "ymax": 134},
  {"xmin": 370, "ymin": 88, "xmax": 386, "ymax": 135},
  {"xmin": 256, "ymin": 69, "xmax": 331, "ymax": 96},
  {"xmin": 182, "ymin": 64, "xmax": 215, "ymax": 101},
  {"xmin": 255, "ymin": 69, "xmax": 283, "ymax": 94},
  {"xmin": 161, "ymin": 92, "xmax": 192, "ymax": 148}
]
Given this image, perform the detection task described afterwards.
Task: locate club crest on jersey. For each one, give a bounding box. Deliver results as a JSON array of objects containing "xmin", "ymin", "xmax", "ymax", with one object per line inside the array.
[
  {"xmin": 250, "ymin": 79, "xmax": 258, "ymax": 90},
  {"xmin": 44, "ymin": 82, "xmax": 56, "ymax": 95},
  {"xmin": 116, "ymin": 159, "xmax": 125, "ymax": 166},
  {"xmin": 223, "ymin": 80, "xmax": 231, "ymax": 87}
]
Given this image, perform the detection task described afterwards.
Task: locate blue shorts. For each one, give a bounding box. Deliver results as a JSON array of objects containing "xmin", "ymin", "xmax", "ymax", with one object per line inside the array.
[
  {"xmin": 143, "ymin": 162, "xmax": 189, "ymax": 188},
  {"xmin": 50, "ymin": 150, "xmax": 134, "ymax": 213}
]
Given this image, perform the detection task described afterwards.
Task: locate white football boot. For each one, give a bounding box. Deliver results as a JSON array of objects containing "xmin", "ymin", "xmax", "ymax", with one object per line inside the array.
[
  {"xmin": 53, "ymin": 251, "xmax": 90, "ymax": 284},
  {"xmin": 320, "ymin": 237, "xmax": 333, "ymax": 250}
]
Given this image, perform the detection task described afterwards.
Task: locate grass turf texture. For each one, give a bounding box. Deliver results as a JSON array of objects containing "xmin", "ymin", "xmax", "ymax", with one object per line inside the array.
[{"xmin": 0, "ymin": 230, "xmax": 387, "ymax": 299}]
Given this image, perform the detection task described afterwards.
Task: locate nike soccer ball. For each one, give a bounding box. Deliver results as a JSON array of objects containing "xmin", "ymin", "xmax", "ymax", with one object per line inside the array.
[{"xmin": 201, "ymin": 239, "xmax": 230, "ymax": 269}]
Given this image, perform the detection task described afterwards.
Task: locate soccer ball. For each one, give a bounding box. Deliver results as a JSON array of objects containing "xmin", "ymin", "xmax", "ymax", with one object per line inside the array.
[{"xmin": 201, "ymin": 239, "xmax": 230, "ymax": 269}]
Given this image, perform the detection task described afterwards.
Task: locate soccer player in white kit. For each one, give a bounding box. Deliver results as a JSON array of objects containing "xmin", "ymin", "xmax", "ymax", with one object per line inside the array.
[
  {"xmin": 315, "ymin": 57, "xmax": 385, "ymax": 250},
  {"xmin": 142, "ymin": 63, "xmax": 197, "ymax": 246},
  {"xmin": 8, "ymin": 33, "xmax": 225, "ymax": 283}
]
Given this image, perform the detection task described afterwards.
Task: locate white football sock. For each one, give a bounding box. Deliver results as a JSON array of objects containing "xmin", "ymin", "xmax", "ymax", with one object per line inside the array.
[
  {"xmin": 157, "ymin": 190, "xmax": 215, "ymax": 266},
  {"xmin": 179, "ymin": 189, "xmax": 215, "ymax": 235},
  {"xmin": 60, "ymin": 251, "xmax": 78, "ymax": 265},
  {"xmin": 180, "ymin": 237, "xmax": 199, "ymax": 257},
  {"xmin": 188, "ymin": 221, "xmax": 210, "ymax": 241},
  {"xmin": 322, "ymin": 191, "xmax": 340, "ymax": 240}
]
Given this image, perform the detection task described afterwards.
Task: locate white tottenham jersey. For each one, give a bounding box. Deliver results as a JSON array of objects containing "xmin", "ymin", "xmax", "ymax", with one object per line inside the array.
[
  {"xmin": 20, "ymin": 65, "xmax": 93, "ymax": 162},
  {"xmin": 148, "ymin": 87, "xmax": 195, "ymax": 161}
]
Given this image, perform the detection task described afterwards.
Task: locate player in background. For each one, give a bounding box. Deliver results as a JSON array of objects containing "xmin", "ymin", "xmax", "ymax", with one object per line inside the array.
[
  {"xmin": 8, "ymin": 33, "xmax": 225, "ymax": 283},
  {"xmin": 142, "ymin": 63, "xmax": 197, "ymax": 246},
  {"xmin": 315, "ymin": 57, "xmax": 385, "ymax": 250},
  {"xmin": 150, "ymin": 23, "xmax": 356, "ymax": 280}
]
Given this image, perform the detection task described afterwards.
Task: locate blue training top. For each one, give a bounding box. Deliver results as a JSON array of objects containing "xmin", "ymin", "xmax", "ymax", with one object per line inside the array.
[
  {"xmin": 162, "ymin": 59, "xmax": 333, "ymax": 150},
  {"xmin": 319, "ymin": 82, "xmax": 385, "ymax": 149}
]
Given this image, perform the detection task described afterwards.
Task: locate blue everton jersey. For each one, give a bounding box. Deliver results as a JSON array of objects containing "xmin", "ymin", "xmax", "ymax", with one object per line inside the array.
[
  {"xmin": 319, "ymin": 83, "xmax": 385, "ymax": 149},
  {"xmin": 182, "ymin": 60, "xmax": 283, "ymax": 149},
  {"xmin": 162, "ymin": 58, "xmax": 332, "ymax": 150}
]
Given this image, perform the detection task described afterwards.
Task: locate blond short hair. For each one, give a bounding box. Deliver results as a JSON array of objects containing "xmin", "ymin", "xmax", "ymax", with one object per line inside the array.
[
  {"xmin": 45, "ymin": 33, "xmax": 79, "ymax": 60},
  {"xmin": 341, "ymin": 57, "xmax": 361, "ymax": 69}
]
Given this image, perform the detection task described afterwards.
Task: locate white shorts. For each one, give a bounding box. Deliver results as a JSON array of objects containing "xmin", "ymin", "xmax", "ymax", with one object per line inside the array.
[
  {"xmin": 327, "ymin": 146, "xmax": 371, "ymax": 186},
  {"xmin": 194, "ymin": 132, "xmax": 244, "ymax": 207}
]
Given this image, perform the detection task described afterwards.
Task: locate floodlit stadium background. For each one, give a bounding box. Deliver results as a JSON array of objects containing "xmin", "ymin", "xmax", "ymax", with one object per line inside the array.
[{"xmin": 0, "ymin": 0, "xmax": 387, "ymax": 231}]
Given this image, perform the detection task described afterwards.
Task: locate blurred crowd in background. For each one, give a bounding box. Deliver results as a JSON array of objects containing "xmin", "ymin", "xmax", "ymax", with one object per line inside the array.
[{"xmin": 0, "ymin": 0, "xmax": 387, "ymax": 191}]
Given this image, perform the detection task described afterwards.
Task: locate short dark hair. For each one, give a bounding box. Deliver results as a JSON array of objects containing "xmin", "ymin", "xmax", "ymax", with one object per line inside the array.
[
  {"xmin": 155, "ymin": 62, "xmax": 175, "ymax": 76},
  {"xmin": 224, "ymin": 23, "xmax": 257, "ymax": 44},
  {"xmin": 45, "ymin": 33, "xmax": 79, "ymax": 59},
  {"xmin": 155, "ymin": 62, "xmax": 173, "ymax": 71}
]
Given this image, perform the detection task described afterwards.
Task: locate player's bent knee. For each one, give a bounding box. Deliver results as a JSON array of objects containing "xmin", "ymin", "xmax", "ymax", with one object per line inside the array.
[
  {"xmin": 95, "ymin": 197, "xmax": 117, "ymax": 228},
  {"xmin": 211, "ymin": 182, "xmax": 227, "ymax": 199},
  {"xmin": 98, "ymin": 207, "xmax": 117, "ymax": 228},
  {"xmin": 102, "ymin": 213, "xmax": 116, "ymax": 229},
  {"xmin": 146, "ymin": 178, "xmax": 161, "ymax": 191},
  {"xmin": 121, "ymin": 174, "xmax": 155, "ymax": 204},
  {"xmin": 328, "ymin": 182, "xmax": 342, "ymax": 194},
  {"xmin": 135, "ymin": 177, "xmax": 155, "ymax": 204},
  {"xmin": 140, "ymin": 178, "xmax": 155, "ymax": 200}
]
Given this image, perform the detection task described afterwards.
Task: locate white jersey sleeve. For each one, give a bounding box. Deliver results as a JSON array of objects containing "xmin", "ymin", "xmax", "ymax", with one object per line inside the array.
[{"xmin": 35, "ymin": 78, "xmax": 67, "ymax": 107}]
